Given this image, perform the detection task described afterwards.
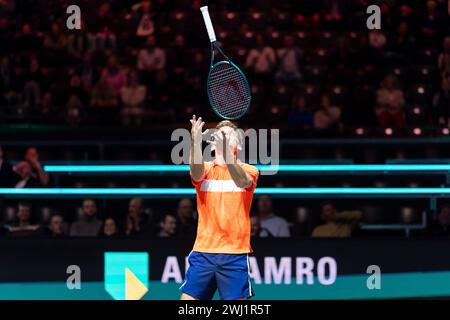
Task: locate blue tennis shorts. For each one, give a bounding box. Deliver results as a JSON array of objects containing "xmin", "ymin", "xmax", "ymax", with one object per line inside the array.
[{"xmin": 179, "ymin": 251, "xmax": 254, "ymax": 300}]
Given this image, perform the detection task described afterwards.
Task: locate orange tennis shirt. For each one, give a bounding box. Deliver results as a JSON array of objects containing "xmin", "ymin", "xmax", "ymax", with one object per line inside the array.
[{"xmin": 191, "ymin": 160, "xmax": 259, "ymax": 254}]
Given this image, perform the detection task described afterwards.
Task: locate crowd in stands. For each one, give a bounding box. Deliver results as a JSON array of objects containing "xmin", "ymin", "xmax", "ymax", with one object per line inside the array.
[
  {"xmin": 0, "ymin": 0, "xmax": 448, "ymax": 132},
  {"xmin": 2, "ymin": 193, "xmax": 450, "ymax": 238}
]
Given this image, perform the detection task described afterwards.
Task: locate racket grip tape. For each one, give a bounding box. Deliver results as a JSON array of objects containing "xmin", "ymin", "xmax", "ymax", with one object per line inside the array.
[{"xmin": 200, "ymin": 6, "xmax": 217, "ymax": 42}]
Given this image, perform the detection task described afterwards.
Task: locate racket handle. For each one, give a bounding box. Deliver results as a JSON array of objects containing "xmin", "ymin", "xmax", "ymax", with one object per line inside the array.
[{"xmin": 200, "ymin": 6, "xmax": 216, "ymax": 42}]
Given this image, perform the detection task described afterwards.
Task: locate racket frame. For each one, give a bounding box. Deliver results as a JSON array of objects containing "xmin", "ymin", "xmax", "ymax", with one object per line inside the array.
[
  {"xmin": 201, "ymin": 5, "xmax": 251, "ymax": 120},
  {"xmin": 207, "ymin": 42, "xmax": 252, "ymax": 120}
]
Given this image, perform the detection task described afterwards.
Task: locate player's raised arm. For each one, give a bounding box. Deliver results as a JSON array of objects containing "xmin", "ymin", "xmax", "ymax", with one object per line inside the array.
[{"xmin": 189, "ymin": 115, "xmax": 208, "ymax": 181}]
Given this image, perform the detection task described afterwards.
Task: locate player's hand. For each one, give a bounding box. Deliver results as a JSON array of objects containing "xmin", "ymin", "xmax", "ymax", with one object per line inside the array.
[
  {"xmin": 190, "ymin": 115, "xmax": 208, "ymax": 145},
  {"xmin": 208, "ymin": 131, "xmax": 233, "ymax": 163}
]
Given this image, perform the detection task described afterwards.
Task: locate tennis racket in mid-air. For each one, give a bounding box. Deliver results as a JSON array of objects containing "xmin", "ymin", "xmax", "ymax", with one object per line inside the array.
[{"xmin": 200, "ymin": 6, "xmax": 252, "ymax": 120}]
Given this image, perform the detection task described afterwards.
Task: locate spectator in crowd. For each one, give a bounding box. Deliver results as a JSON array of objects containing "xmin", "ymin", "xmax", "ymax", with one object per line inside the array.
[
  {"xmin": 14, "ymin": 23, "xmax": 41, "ymax": 52},
  {"xmin": 311, "ymin": 202, "xmax": 362, "ymax": 238},
  {"xmin": 120, "ymin": 71, "xmax": 147, "ymax": 126},
  {"xmin": 432, "ymin": 74, "xmax": 450, "ymax": 125},
  {"xmin": 90, "ymin": 77, "xmax": 119, "ymax": 109},
  {"xmin": 6, "ymin": 202, "xmax": 40, "ymax": 237},
  {"xmin": 24, "ymin": 147, "xmax": 49, "ymax": 186},
  {"xmin": 99, "ymin": 217, "xmax": 121, "ymax": 237},
  {"xmin": 255, "ymin": 194, "xmax": 291, "ymax": 237},
  {"xmin": 101, "ymin": 56, "xmax": 127, "ymax": 94},
  {"xmin": 426, "ymin": 205, "xmax": 450, "ymax": 236},
  {"xmin": 66, "ymin": 94, "xmax": 83, "ymax": 125},
  {"xmin": 275, "ymin": 35, "xmax": 301, "ymax": 83},
  {"xmin": 157, "ymin": 214, "xmax": 177, "ymax": 237},
  {"xmin": 67, "ymin": 21, "xmax": 96, "ymax": 63},
  {"xmin": 375, "ymin": 74, "xmax": 406, "ymax": 128},
  {"xmin": 368, "ymin": 29, "xmax": 387, "ymax": 51},
  {"xmin": 22, "ymin": 56, "xmax": 42, "ymax": 110},
  {"xmin": 0, "ymin": 146, "xmax": 16, "ymax": 187},
  {"xmin": 288, "ymin": 95, "xmax": 314, "ymax": 131},
  {"xmin": 43, "ymin": 22, "xmax": 67, "ymax": 67},
  {"xmin": 125, "ymin": 198, "xmax": 152, "ymax": 236},
  {"xmin": 44, "ymin": 214, "xmax": 67, "ymax": 237},
  {"xmin": 137, "ymin": 34, "xmax": 166, "ymax": 96},
  {"xmin": 79, "ymin": 52, "xmax": 99, "ymax": 93},
  {"xmin": 169, "ymin": 34, "xmax": 188, "ymax": 84},
  {"xmin": 386, "ymin": 21, "xmax": 416, "ymax": 66},
  {"xmin": 95, "ymin": 26, "xmax": 117, "ymax": 50},
  {"xmin": 133, "ymin": 0, "xmax": 155, "ymax": 39},
  {"xmin": 245, "ymin": 34, "xmax": 276, "ymax": 83},
  {"xmin": 313, "ymin": 94, "xmax": 341, "ymax": 131},
  {"xmin": 420, "ymin": 0, "xmax": 445, "ymax": 46},
  {"xmin": 176, "ymin": 198, "xmax": 196, "ymax": 237},
  {"xmin": 39, "ymin": 92, "xmax": 54, "ymax": 117},
  {"xmin": 438, "ymin": 37, "xmax": 450, "ymax": 78},
  {"xmin": 250, "ymin": 215, "xmax": 273, "ymax": 238},
  {"xmin": 13, "ymin": 160, "xmax": 42, "ymax": 188},
  {"xmin": 70, "ymin": 199, "xmax": 102, "ymax": 237}
]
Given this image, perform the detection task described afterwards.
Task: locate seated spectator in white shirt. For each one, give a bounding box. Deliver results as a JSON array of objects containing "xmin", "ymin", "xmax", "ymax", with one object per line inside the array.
[
  {"xmin": 6, "ymin": 202, "xmax": 40, "ymax": 237},
  {"xmin": 70, "ymin": 199, "xmax": 103, "ymax": 237},
  {"xmin": 13, "ymin": 161, "xmax": 42, "ymax": 188},
  {"xmin": 255, "ymin": 194, "xmax": 291, "ymax": 237},
  {"xmin": 275, "ymin": 35, "xmax": 301, "ymax": 83},
  {"xmin": 120, "ymin": 71, "xmax": 147, "ymax": 126},
  {"xmin": 313, "ymin": 94, "xmax": 341, "ymax": 131},
  {"xmin": 251, "ymin": 215, "xmax": 273, "ymax": 238},
  {"xmin": 157, "ymin": 214, "xmax": 177, "ymax": 238},
  {"xmin": 245, "ymin": 34, "xmax": 276, "ymax": 82},
  {"xmin": 137, "ymin": 35, "xmax": 166, "ymax": 92}
]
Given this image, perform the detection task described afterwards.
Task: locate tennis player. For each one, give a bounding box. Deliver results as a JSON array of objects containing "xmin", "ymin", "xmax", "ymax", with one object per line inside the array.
[{"xmin": 180, "ymin": 115, "xmax": 259, "ymax": 300}]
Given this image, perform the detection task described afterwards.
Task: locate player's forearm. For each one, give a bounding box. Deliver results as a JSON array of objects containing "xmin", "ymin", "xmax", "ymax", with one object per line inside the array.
[
  {"xmin": 190, "ymin": 140, "xmax": 204, "ymax": 181},
  {"xmin": 227, "ymin": 161, "xmax": 252, "ymax": 189}
]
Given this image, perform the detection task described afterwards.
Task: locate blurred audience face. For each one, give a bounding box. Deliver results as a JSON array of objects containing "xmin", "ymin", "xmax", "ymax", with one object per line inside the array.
[
  {"xmin": 438, "ymin": 207, "xmax": 450, "ymax": 227},
  {"xmin": 283, "ymin": 35, "xmax": 295, "ymax": 48},
  {"xmin": 194, "ymin": 51, "xmax": 204, "ymax": 64},
  {"xmin": 49, "ymin": 215, "xmax": 65, "ymax": 235},
  {"xmin": 146, "ymin": 35, "xmax": 156, "ymax": 48},
  {"xmin": 177, "ymin": 198, "xmax": 194, "ymax": 222},
  {"xmin": 383, "ymin": 75, "xmax": 397, "ymax": 90},
  {"xmin": 294, "ymin": 96, "xmax": 306, "ymax": 111},
  {"xmin": 129, "ymin": 71, "xmax": 139, "ymax": 86},
  {"xmin": 17, "ymin": 203, "xmax": 31, "ymax": 224},
  {"xmin": 256, "ymin": 34, "xmax": 264, "ymax": 47},
  {"xmin": 321, "ymin": 94, "xmax": 331, "ymax": 108},
  {"xmin": 257, "ymin": 195, "xmax": 273, "ymax": 216},
  {"xmin": 51, "ymin": 22, "xmax": 60, "ymax": 35},
  {"xmin": 397, "ymin": 22, "xmax": 409, "ymax": 37},
  {"xmin": 128, "ymin": 198, "xmax": 144, "ymax": 217},
  {"xmin": 250, "ymin": 216, "xmax": 261, "ymax": 236},
  {"xmin": 175, "ymin": 34, "xmax": 185, "ymax": 47},
  {"xmin": 22, "ymin": 23, "xmax": 31, "ymax": 34},
  {"xmin": 82, "ymin": 199, "xmax": 97, "ymax": 218},
  {"xmin": 15, "ymin": 161, "xmax": 32, "ymax": 179},
  {"xmin": 160, "ymin": 215, "xmax": 177, "ymax": 235},
  {"xmin": 103, "ymin": 218, "xmax": 118, "ymax": 236},
  {"xmin": 25, "ymin": 147, "xmax": 39, "ymax": 162},
  {"xmin": 321, "ymin": 203, "xmax": 337, "ymax": 222}
]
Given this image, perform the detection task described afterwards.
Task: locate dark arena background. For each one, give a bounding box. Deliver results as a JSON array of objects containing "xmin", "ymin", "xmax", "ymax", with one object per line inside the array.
[{"xmin": 0, "ymin": 0, "xmax": 450, "ymax": 304}]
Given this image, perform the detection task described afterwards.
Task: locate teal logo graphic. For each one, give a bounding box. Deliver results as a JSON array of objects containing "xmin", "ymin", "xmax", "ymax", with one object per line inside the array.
[{"xmin": 104, "ymin": 252, "xmax": 149, "ymax": 300}]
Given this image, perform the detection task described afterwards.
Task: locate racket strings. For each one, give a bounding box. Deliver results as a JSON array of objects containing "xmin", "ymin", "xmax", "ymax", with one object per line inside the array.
[{"xmin": 208, "ymin": 62, "xmax": 251, "ymax": 119}]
